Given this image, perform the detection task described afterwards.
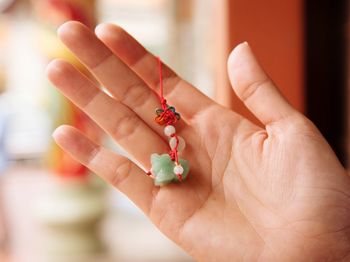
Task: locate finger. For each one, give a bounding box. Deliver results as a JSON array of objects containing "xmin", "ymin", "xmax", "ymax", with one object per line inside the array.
[
  {"xmin": 94, "ymin": 23, "xmax": 215, "ymax": 120},
  {"xmin": 57, "ymin": 21, "xmax": 175, "ymax": 135},
  {"xmin": 46, "ymin": 59, "xmax": 168, "ymax": 169},
  {"xmin": 227, "ymin": 42, "xmax": 296, "ymax": 126},
  {"xmin": 95, "ymin": 23, "xmax": 175, "ymax": 87},
  {"xmin": 57, "ymin": 21, "xmax": 187, "ymax": 134},
  {"xmin": 52, "ymin": 125, "xmax": 154, "ymax": 212},
  {"xmin": 65, "ymin": 21, "xmax": 212, "ymax": 120}
]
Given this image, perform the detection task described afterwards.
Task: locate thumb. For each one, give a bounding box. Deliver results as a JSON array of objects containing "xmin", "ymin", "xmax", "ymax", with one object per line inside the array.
[{"xmin": 227, "ymin": 42, "xmax": 296, "ymax": 126}]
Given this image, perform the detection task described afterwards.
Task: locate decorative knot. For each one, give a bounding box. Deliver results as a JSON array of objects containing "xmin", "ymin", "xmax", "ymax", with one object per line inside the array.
[{"xmin": 155, "ymin": 105, "xmax": 181, "ymax": 125}]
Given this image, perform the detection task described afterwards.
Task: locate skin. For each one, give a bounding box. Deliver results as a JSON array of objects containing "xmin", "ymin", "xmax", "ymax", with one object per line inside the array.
[{"xmin": 47, "ymin": 21, "xmax": 350, "ymax": 261}]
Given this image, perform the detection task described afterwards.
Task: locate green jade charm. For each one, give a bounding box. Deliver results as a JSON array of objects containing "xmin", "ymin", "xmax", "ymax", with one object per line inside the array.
[{"xmin": 151, "ymin": 154, "xmax": 189, "ymax": 186}]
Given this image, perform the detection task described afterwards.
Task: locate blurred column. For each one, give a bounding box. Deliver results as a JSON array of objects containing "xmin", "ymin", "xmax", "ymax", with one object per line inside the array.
[{"xmin": 32, "ymin": 0, "xmax": 100, "ymax": 177}]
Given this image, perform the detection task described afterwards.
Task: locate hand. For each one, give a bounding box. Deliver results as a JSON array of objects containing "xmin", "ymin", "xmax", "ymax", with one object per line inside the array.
[{"xmin": 47, "ymin": 21, "xmax": 350, "ymax": 261}]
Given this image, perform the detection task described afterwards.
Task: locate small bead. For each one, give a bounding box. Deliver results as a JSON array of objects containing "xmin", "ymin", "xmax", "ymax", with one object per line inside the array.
[
  {"xmin": 164, "ymin": 125, "xmax": 176, "ymax": 137},
  {"xmin": 174, "ymin": 165, "xmax": 184, "ymax": 175},
  {"xmin": 169, "ymin": 136, "xmax": 186, "ymax": 152}
]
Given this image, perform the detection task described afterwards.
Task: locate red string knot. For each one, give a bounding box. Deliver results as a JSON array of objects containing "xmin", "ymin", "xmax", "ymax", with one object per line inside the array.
[{"xmin": 155, "ymin": 105, "xmax": 181, "ymax": 126}]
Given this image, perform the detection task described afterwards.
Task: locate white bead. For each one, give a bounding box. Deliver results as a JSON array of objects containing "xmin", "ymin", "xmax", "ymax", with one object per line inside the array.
[
  {"xmin": 174, "ymin": 165, "xmax": 184, "ymax": 175},
  {"xmin": 169, "ymin": 136, "xmax": 186, "ymax": 152},
  {"xmin": 164, "ymin": 125, "xmax": 176, "ymax": 137}
]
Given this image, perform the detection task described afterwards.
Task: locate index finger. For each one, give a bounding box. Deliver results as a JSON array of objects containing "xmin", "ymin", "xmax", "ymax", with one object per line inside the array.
[{"xmin": 94, "ymin": 23, "xmax": 215, "ymax": 122}]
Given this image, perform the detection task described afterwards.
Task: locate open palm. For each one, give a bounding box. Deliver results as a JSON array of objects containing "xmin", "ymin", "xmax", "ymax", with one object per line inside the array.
[{"xmin": 48, "ymin": 22, "xmax": 350, "ymax": 261}]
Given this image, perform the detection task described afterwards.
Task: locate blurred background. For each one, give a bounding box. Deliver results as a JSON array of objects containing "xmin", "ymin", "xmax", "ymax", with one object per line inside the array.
[{"xmin": 0, "ymin": 0, "xmax": 348, "ymax": 261}]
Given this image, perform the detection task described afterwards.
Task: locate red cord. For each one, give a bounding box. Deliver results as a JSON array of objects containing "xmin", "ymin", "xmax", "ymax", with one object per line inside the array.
[
  {"xmin": 158, "ymin": 57, "xmax": 167, "ymax": 110},
  {"xmin": 157, "ymin": 57, "xmax": 180, "ymax": 166}
]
